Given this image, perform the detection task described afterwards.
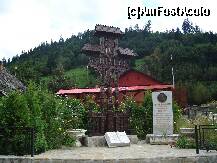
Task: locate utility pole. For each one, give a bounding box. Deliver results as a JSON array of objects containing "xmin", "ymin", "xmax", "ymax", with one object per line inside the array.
[
  {"xmin": 171, "ymin": 54, "xmax": 175, "ymax": 88},
  {"xmin": 86, "ymin": 65, "xmax": 89, "ymax": 86}
]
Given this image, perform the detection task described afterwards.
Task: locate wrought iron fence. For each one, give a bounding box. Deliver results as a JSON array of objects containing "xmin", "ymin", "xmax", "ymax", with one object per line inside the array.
[
  {"xmin": 87, "ymin": 111, "xmax": 131, "ymax": 136},
  {"xmin": 195, "ymin": 125, "xmax": 217, "ymax": 154},
  {"xmin": 0, "ymin": 127, "xmax": 34, "ymax": 157}
]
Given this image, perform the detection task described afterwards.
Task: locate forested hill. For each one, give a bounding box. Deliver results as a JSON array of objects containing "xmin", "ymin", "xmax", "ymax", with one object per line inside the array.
[{"xmin": 5, "ymin": 19, "xmax": 217, "ymax": 104}]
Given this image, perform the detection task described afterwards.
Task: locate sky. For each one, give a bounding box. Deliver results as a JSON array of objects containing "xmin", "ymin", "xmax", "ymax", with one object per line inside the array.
[{"xmin": 0, "ymin": 0, "xmax": 217, "ymax": 60}]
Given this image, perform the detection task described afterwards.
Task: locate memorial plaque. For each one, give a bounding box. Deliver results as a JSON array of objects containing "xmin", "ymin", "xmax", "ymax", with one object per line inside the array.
[
  {"xmin": 117, "ymin": 131, "xmax": 130, "ymax": 146},
  {"xmin": 105, "ymin": 132, "xmax": 120, "ymax": 147},
  {"xmin": 152, "ymin": 91, "xmax": 173, "ymax": 135},
  {"xmin": 104, "ymin": 132, "xmax": 130, "ymax": 147}
]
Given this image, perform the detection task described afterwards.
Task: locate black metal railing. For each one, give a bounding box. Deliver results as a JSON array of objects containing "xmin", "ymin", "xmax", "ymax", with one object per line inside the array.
[
  {"xmin": 87, "ymin": 110, "xmax": 131, "ymax": 136},
  {"xmin": 195, "ymin": 125, "xmax": 217, "ymax": 154},
  {"xmin": 0, "ymin": 127, "xmax": 34, "ymax": 157}
]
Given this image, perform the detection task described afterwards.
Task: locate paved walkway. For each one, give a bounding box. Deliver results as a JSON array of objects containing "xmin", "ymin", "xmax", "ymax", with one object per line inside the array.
[
  {"xmin": 35, "ymin": 144, "xmax": 216, "ymax": 160},
  {"xmin": 1, "ymin": 144, "xmax": 217, "ymax": 162}
]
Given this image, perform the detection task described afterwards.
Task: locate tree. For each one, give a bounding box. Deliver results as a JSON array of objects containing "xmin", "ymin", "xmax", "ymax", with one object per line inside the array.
[
  {"xmin": 191, "ymin": 82, "xmax": 210, "ymax": 105},
  {"xmin": 143, "ymin": 20, "xmax": 151, "ymax": 33},
  {"xmin": 47, "ymin": 64, "xmax": 74, "ymax": 92},
  {"xmin": 182, "ymin": 18, "xmax": 194, "ymax": 34}
]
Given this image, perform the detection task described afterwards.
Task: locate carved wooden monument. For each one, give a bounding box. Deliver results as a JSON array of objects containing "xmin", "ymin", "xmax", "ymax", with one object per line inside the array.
[{"xmin": 82, "ymin": 25, "xmax": 136, "ymax": 135}]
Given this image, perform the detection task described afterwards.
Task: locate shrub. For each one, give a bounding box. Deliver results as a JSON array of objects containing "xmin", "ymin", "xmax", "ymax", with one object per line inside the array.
[
  {"xmin": 176, "ymin": 116, "xmax": 194, "ymax": 133},
  {"xmin": 84, "ymin": 95, "xmax": 100, "ymax": 113},
  {"xmin": 143, "ymin": 91, "xmax": 153, "ymax": 137},
  {"xmin": 120, "ymin": 92, "xmax": 152, "ymax": 139},
  {"xmin": 0, "ymin": 82, "xmax": 84, "ymax": 154},
  {"xmin": 61, "ymin": 97, "xmax": 87, "ymax": 129},
  {"xmin": 122, "ymin": 96, "xmax": 145, "ymax": 138},
  {"xmin": 176, "ymin": 136, "xmax": 195, "ymax": 149},
  {"xmin": 173, "ymin": 101, "xmax": 182, "ymax": 132}
]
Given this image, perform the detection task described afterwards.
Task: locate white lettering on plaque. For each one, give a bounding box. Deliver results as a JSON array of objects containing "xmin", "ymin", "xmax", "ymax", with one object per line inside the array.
[{"xmin": 152, "ymin": 91, "xmax": 173, "ymax": 135}]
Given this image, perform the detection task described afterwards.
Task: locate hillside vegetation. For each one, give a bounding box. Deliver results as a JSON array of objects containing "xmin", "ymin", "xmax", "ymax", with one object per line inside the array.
[{"xmin": 5, "ymin": 19, "xmax": 217, "ymax": 105}]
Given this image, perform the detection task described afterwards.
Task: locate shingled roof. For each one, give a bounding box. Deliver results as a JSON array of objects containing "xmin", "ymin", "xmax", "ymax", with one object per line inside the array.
[
  {"xmin": 82, "ymin": 44, "xmax": 137, "ymax": 57},
  {"xmin": 81, "ymin": 43, "xmax": 103, "ymax": 55},
  {"xmin": 118, "ymin": 47, "xmax": 137, "ymax": 57},
  {"xmin": 95, "ymin": 24, "xmax": 124, "ymax": 36},
  {"xmin": 0, "ymin": 66, "xmax": 26, "ymax": 95},
  {"xmin": 82, "ymin": 24, "xmax": 137, "ymax": 57}
]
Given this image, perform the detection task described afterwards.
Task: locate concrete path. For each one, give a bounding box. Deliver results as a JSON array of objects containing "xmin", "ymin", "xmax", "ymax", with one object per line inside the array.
[
  {"xmin": 1, "ymin": 144, "xmax": 217, "ymax": 162},
  {"xmin": 35, "ymin": 144, "xmax": 216, "ymax": 160}
]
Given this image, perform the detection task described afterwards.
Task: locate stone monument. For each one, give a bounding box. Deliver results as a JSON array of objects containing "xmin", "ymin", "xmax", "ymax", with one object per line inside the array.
[
  {"xmin": 152, "ymin": 91, "xmax": 173, "ymax": 135},
  {"xmin": 146, "ymin": 91, "xmax": 179, "ymax": 144}
]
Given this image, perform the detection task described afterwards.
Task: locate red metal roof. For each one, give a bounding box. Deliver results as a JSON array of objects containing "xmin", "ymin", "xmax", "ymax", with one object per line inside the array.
[{"xmin": 56, "ymin": 85, "xmax": 173, "ymax": 95}]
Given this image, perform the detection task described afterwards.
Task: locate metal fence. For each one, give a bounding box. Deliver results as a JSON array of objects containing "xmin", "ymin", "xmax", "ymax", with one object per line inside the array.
[
  {"xmin": 0, "ymin": 127, "xmax": 34, "ymax": 157},
  {"xmin": 87, "ymin": 111, "xmax": 131, "ymax": 136},
  {"xmin": 195, "ymin": 125, "xmax": 217, "ymax": 154}
]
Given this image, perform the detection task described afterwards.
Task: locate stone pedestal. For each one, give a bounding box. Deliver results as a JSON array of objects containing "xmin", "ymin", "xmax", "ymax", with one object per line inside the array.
[
  {"xmin": 84, "ymin": 135, "xmax": 138, "ymax": 147},
  {"xmin": 67, "ymin": 129, "xmax": 87, "ymax": 147}
]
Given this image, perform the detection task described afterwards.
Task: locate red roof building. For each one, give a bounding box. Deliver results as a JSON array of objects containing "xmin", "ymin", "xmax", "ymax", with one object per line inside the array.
[{"xmin": 56, "ymin": 70, "xmax": 181, "ymax": 105}]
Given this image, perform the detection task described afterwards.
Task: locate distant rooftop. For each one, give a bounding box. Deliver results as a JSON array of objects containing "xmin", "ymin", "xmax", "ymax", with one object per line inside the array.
[{"xmin": 0, "ymin": 66, "xmax": 26, "ymax": 95}]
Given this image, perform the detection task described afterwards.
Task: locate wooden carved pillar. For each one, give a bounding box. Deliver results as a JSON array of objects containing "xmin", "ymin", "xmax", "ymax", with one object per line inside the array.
[{"xmin": 106, "ymin": 86, "xmax": 114, "ymax": 131}]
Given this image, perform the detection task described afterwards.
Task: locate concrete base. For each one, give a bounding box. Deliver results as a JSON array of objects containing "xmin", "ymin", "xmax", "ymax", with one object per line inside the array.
[
  {"xmin": 84, "ymin": 135, "xmax": 139, "ymax": 147},
  {"xmin": 146, "ymin": 134, "xmax": 179, "ymax": 145}
]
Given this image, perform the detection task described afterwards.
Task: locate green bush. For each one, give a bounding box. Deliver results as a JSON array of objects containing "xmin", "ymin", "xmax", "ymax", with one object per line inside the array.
[
  {"xmin": 84, "ymin": 95, "xmax": 100, "ymax": 113},
  {"xmin": 119, "ymin": 91, "xmax": 152, "ymax": 139},
  {"xmin": 122, "ymin": 96, "xmax": 145, "ymax": 138},
  {"xmin": 0, "ymin": 82, "xmax": 86, "ymax": 154},
  {"xmin": 176, "ymin": 115, "xmax": 217, "ymax": 149},
  {"xmin": 61, "ymin": 97, "xmax": 87, "ymax": 129},
  {"xmin": 143, "ymin": 91, "xmax": 153, "ymax": 137},
  {"xmin": 173, "ymin": 101, "xmax": 182, "ymax": 132},
  {"xmin": 176, "ymin": 136, "xmax": 196, "ymax": 149}
]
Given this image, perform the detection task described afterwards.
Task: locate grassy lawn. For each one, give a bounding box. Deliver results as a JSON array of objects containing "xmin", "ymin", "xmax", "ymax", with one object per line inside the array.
[
  {"xmin": 134, "ymin": 58, "xmax": 144, "ymax": 71},
  {"xmin": 64, "ymin": 67, "xmax": 89, "ymax": 88},
  {"xmin": 40, "ymin": 66, "xmax": 99, "ymax": 89}
]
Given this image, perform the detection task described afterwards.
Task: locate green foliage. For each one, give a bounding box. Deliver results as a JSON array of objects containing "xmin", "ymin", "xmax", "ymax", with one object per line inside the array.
[
  {"xmin": 64, "ymin": 67, "xmax": 99, "ymax": 88},
  {"xmin": 176, "ymin": 136, "xmax": 195, "ymax": 149},
  {"xmin": 60, "ymin": 97, "xmax": 87, "ymax": 129},
  {"xmin": 46, "ymin": 64, "xmax": 75, "ymax": 92},
  {"xmin": 120, "ymin": 91, "xmax": 153, "ymax": 139},
  {"xmin": 0, "ymin": 82, "xmax": 89, "ymax": 154},
  {"xmin": 182, "ymin": 18, "xmax": 196, "ymax": 34},
  {"xmin": 190, "ymin": 82, "xmax": 211, "ymax": 105},
  {"xmin": 143, "ymin": 91, "xmax": 153, "ymax": 137},
  {"xmin": 193, "ymin": 115, "xmax": 213, "ymax": 126},
  {"xmin": 176, "ymin": 115, "xmax": 215, "ymax": 149},
  {"xmin": 84, "ymin": 95, "xmax": 100, "ymax": 113},
  {"xmin": 173, "ymin": 101, "xmax": 182, "ymax": 132},
  {"xmin": 176, "ymin": 117, "xmax": 194, "ymax": 133},
  {"xmin": 121, "ymin": 96, "xmax": 145, "ymax": 139}
]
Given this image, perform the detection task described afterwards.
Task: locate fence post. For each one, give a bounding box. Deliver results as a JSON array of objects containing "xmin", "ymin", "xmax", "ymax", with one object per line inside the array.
[
  {"xmin": 195, "ymin": 125, "xmax": 199, "ymax": 154},
  {"xmin": 31, "ymin": 128, "xmax": 34, "ymax": 157}
]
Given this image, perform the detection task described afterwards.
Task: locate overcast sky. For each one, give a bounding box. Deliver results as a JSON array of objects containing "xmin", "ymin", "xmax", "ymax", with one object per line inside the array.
[{"xmin": 0, "ymin": 0, "xmax": 217, "ymax": 59}]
